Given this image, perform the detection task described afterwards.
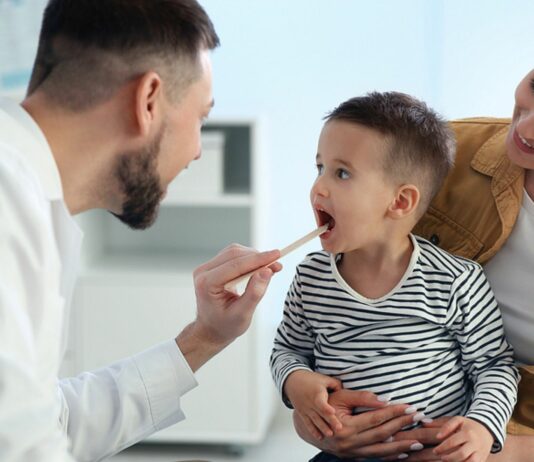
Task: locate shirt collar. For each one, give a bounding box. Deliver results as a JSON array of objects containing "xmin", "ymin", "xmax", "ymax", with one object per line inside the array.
[
  {"xmin": 470, "ymin": 123, "xmax": 524, "ymax": 196},
  {"xmin": 0, "ymin": 97, "xmax": 63, "ymax": 201}
]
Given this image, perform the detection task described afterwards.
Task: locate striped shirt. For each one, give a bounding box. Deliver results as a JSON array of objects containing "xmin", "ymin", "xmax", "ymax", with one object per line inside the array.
[{"xmin": 270, "ymin": 235, "xmax": 519, "ymax": 452}]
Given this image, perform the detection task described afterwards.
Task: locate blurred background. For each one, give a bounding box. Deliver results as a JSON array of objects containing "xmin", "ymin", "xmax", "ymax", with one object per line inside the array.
[{"xmin": 2, "ymin": 0, "xmax": 534, "ymax": 460}]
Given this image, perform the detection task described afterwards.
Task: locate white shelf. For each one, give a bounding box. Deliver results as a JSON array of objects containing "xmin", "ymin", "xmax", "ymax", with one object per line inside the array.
[
  {"xmin": 68, "ymin": 120, "xmax": 277, "ymax": 445},
  {"xmin": 82, "ymin": 250, "xmax": 213, "ymax": 277}
]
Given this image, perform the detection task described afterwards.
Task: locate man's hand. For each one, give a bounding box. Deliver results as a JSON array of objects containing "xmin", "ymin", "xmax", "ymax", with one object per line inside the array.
[
  {"xmin": 176, "ymin": 244, "xmax": 281, "ymax": 371},
  {"xmin": 284, "ymin": 370, "xmax": 343, "ymax": 438},
  {"xmin": 294, "ymin": 389, "xmax": 427, "ymax": 460},
  {"xmin": 433, "ymin": 417, "xmax": 493, "ymax": 462}
]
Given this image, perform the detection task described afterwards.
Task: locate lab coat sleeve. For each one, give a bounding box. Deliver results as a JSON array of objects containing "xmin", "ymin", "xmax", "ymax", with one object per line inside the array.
[
  {"xmin": 59, "ymin": 340, "xmax": 197, "ymax": 462},
  {"xmin": 0, "ymin": 155, "xmax": 75, "ymax": 461}
]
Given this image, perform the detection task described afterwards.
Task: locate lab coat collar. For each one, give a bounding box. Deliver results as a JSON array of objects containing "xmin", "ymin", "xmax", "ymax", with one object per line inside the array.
[{"xmin": 0, "ymin": 97, "xmax": 63, "ymax": 201}]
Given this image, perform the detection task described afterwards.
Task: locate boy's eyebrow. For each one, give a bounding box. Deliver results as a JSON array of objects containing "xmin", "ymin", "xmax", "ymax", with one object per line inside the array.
[{"xmin": 334, "ymin": 158, "xmax": 354, "ymax": 170}]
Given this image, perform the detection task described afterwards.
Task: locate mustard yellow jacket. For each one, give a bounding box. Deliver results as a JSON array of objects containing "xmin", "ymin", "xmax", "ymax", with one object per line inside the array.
[
  {"xmin": 414, "ymin": 117, "xmax": 523, "ymax": 264},
  {"xmin": 415, "ymin": 117, "xmax": 533, "ymax": 435}
]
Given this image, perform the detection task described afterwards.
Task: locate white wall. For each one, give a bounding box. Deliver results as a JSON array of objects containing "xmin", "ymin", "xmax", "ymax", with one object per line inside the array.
[
  {"xmin": 202, "ymin": 0, "xmax": 445, "ymax": 306},
  {"xmin": 3, "ymin": 0, "xmax": 534, "ymax": 322},
  {"xmin": 437, "ymin": 0, "xmax": 534, "ymax": 118}
]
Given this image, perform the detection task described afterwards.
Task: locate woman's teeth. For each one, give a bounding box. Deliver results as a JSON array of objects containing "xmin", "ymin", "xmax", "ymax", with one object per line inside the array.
[{"xmin": 519, "ymin": 133, "xmax": 534, "ymax": 148}]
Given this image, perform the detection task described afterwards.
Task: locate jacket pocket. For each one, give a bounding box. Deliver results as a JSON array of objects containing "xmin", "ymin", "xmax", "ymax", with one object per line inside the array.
[{"xmin": 414, "ymin": 207, "xmax": 484, "ymax": 260}]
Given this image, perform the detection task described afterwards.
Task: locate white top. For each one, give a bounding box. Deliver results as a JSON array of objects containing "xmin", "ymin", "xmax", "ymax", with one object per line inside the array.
[
  {"xmin": 271, "ymin": 236, "xmax": 518, "ymax": 452},
  {"xmin": 484, "ymin": 189, "xmax": 534, "ymax": 365},
  {"xmin": 0, "ymin": 98, "xmax": 197, "ymax": 462}
]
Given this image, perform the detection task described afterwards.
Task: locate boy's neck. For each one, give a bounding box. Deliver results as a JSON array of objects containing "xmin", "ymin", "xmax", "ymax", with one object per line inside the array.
[{"xmin": 337, "ymin": 234, "xmax": 414, "ymax": 300}]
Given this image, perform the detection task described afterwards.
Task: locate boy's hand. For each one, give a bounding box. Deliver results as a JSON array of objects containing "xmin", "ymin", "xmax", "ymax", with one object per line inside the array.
[
  {"xmin": 433, "ymin": 416, "xmax": 493, "ymax": 462},
  {"xmin": 284, "ymin": 370, "xmax": 343, "ymax": 439}
]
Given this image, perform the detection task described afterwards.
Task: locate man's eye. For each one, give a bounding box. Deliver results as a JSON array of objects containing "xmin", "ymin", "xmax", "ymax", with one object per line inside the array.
[
  {"xmin": 316, "ymin": 164, "xmax": 324, "ymax": 175},
  {"xmin": 336, "ymin": 168, "xmax": 350, "ymax": 179}
]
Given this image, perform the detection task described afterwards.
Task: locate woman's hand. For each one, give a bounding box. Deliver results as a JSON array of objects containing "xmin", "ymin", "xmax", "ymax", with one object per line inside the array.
[{"xmin": 293, "ymin": 389, "xmax": 427, "ymax": 460}]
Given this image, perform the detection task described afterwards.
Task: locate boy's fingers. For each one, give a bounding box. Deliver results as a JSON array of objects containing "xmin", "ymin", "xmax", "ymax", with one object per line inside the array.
[
  {"xmin": 436, "ymin": 416, "xmax": 462, "ymax": 439},
  {"xmin": 311, "ymin": 410, "xmax": 334, "ymax": 437},
  {"xmin": 434, "ymin": 433, "xmax": 465, "ymax": 455},
  {"xmin": 322, "ymin": 411, "xmax": 342, "ymax": 432}
]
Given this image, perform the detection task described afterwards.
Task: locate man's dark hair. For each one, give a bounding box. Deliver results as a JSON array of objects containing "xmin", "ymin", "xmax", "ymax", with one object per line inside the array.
[
  {"xmin": 325, "ymin": 91, "xmax": 455, "ymax": 213},
  {"xmin": 27, "ymin": 0, "xmax": 219, "ymax": 110}
]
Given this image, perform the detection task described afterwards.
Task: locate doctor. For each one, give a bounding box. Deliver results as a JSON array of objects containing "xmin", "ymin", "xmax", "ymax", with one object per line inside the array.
[{"xmin": 0, "ymin": 1, "xmax": 283, "ymax": 461}]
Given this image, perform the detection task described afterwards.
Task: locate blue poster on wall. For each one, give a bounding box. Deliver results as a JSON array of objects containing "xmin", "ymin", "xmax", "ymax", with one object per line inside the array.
[{"xmin": 0, "ymin": 0, "xmax": 48, "ymax": 96}]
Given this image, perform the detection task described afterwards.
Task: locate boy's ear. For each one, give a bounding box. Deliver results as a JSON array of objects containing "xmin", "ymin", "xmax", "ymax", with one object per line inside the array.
[
  {"xmin": 133, "ymin": 71, "xmax": 163, "ymax": 138},
  {"xmin": 387, "ymin": 184, "xmax": 420, "ymax": 219}
]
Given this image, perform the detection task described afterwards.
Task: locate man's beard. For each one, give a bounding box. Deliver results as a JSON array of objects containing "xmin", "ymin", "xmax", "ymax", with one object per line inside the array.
[{"xmin": 111, "ymin": 129, "xmax": 165, "ymax": 230}]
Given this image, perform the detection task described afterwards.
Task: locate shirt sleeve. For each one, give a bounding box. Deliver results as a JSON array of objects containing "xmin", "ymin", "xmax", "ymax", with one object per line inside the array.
[
  {"xmin": 270, "ymin": 267, "xmax": 316, "ymax": 406},
  {"xmin": 59, "ymin": 340, "xmax": 197, "ymax": 462},
  {"xmin": 0, "ymin": 156, "xmax": 76, "ymax": 461},
  {"xmin": 447, "ymin": 263, "xmax": 520, "ymax": 453}
]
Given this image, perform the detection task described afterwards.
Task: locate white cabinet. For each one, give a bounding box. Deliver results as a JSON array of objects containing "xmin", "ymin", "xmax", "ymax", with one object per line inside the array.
[{"xmin": 66, "ymin": 121, "xmax": 279, "ymax": 444}]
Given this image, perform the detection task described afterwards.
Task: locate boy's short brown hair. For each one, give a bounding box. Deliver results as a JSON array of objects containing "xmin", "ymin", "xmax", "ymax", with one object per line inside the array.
[{"xmin": 325, "ymin": 91, "xmax": 455, "ymax": 213}]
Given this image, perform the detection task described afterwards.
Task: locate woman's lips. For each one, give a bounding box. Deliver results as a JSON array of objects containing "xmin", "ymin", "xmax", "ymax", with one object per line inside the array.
[{"xmin": 513, "ymin": 129, "xmax": 534, "ymax": 155}]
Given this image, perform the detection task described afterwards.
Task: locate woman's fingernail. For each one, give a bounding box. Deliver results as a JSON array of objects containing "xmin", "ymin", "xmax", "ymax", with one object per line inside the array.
[
  {"xmin": 410, "ymin": 442, "xmax": 424, "ymax": 451},
  {"xmin": 384, "ymin": 436, "xmax": 394, "ymax": 443},
  {"xmin": 398, "ymin": 454, "xmax": 408, "ymax": 460},
  {"xmin": 404, "ymin": 406, "xmax": 417, "ymax": 414},
  {"xmin": 377, "ymin": 394, "xmax": 391, "ymax": 402},
  {"xmin": 412, "ymin": 412, "xmax": 426, "ymax": 422},
  {"xmin": 422, "ymin": 417, "xmax": 433, "ymax": 424}
]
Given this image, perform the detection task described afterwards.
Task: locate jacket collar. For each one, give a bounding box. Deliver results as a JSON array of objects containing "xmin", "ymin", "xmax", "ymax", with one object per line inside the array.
[
  {"xmin": 471, "ymin": 122, "xmax": 524, "ymax": 195},
  {"xmin": 0, "ymin": 97, "xmax": 63, "ymax": 201}
]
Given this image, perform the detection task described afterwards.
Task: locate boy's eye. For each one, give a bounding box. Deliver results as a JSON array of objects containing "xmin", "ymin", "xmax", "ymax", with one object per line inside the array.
[
  {"xmin": 336, "ymin": 168, "xmax": 350, "ymax": 179},
  {"xmin": 316, "ymin": 164, "xmax": 324, "ymax": 175}
]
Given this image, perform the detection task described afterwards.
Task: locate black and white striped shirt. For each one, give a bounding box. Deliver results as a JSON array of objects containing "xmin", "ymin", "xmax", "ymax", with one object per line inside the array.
[{"xmin": 271, "ymin": 235, "xmax": 519, "ymax": 452}]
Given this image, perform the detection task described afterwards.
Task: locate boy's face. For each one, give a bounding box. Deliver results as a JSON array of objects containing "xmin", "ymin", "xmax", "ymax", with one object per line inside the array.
[
  {"xmin": 506, "ymin": 68, "xmax": 534, "ymax": 171},
  {"xmin": 310, "ymin": 120, "xmax": 397, "ymax": 254}
]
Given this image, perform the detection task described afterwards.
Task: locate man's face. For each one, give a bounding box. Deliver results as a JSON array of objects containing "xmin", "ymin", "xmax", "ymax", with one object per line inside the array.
[
  {"xmin": 310, "ymin": 120, "xmax": 397, "ymax": 255},
  {"xmin": 506, "ymin": 69, "xmax": 534, "ymax": 171},
  {"xmin": 114, "ymin": 50, "xmax": 214, "ymax": 229}
]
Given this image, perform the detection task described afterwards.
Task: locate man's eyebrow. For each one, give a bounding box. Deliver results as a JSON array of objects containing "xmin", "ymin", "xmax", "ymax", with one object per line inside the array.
[
  {"xmin": 209, "ymin": 98, "xmax": 215, "ymax": 108},
  {"xmin": 530, "ymin": 79, "xmax": 534, "ymax": 94}
]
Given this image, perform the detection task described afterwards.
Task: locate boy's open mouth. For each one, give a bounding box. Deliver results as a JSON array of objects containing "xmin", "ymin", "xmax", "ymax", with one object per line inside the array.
[{"xmin": 317, "ymin": 208, "xmax": 335, "ymax": 235}]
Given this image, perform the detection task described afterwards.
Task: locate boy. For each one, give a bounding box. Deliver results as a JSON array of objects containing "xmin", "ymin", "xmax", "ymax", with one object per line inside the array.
[{"xmin": 270, "ymin": 92, "xmax": 519, "ymax": 462}]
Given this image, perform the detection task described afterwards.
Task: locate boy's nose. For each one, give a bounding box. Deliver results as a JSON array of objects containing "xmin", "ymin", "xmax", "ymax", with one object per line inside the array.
[{"xmin": 311, "ymin": 176, "xmax": 329, "ymax": 198}]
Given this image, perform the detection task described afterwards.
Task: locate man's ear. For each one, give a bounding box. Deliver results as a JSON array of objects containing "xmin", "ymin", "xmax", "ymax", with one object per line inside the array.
[
  {"xmin": 133, "ymin": 71, "xmax": 163, "ymax": 137},
  {"xmin": 387, "ymin": 184, "xmax": 420, "ymax": 219}
]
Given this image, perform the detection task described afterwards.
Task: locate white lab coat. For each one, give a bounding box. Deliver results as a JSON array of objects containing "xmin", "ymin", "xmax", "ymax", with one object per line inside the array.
[{"xmin": 0, "ymin": 98, "xmax": 197, "ymax": 461}]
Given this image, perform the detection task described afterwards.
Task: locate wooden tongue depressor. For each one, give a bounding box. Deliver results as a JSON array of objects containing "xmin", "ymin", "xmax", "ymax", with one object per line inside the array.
[{"xmin": 224, "ymin": 224, "xmax": 329, "ymax": 293}]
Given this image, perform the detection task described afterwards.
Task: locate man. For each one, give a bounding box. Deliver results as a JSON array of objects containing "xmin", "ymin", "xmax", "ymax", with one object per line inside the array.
[
  {"xmin": 0, "ymin": 1, "xmax": 281, "ymax": 461},
  {"xmin": 294, "ymin": 70, "xmax": 534, "ymax": 461}
]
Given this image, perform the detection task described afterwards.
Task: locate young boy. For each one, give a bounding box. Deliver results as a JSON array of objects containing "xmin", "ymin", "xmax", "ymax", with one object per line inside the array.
[{"xmin": 270, "ymin": 92, "xmax": 519, "ymax": 462}]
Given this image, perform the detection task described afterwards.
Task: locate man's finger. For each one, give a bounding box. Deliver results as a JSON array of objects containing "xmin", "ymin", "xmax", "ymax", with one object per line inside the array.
[
  {"xmin": 197, "ymin": 249, "xmax": 280, "ymax": 289},
  {"xmin": 235, "ymin": 269, "xmax": 274, "ymax": 312},
  {"xmin": 194, "ymin": 243, "xmax": 253, "ymax": 273}
]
